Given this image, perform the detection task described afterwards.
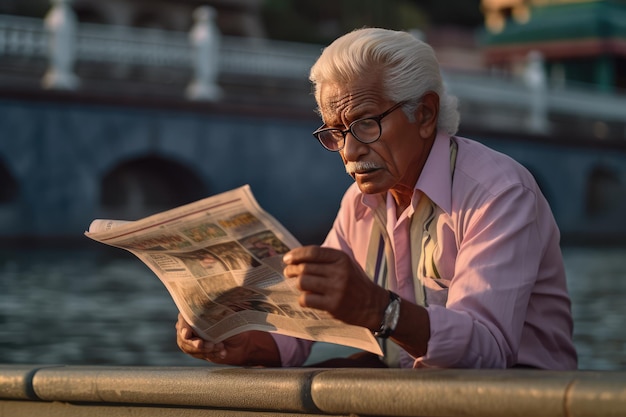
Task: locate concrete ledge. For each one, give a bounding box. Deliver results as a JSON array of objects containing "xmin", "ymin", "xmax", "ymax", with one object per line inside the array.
[
  {"xmin": 311, "ymin": 369, "xmax": 626, "ymax": 417},
  {"xmin": 31, "ymin": 366, "xmax": 321, "ymax": 413},
  {"xmin": 567, "ymin": 372, "xmax": 626, "ymax": 417},
  {"xmin": 0, "ymin": 364, "xmax": 62, "ymax": 400},
  {"xmin": 2, "ymin": 365, "xmax": 626, "ymax": 416},
  {"xmin": 0, "ymin": 400, "xmax": 326, "ymax": 417},
  {"xmin": 312, "ymin": 369, "xmax": 573, "ymax": 416}
]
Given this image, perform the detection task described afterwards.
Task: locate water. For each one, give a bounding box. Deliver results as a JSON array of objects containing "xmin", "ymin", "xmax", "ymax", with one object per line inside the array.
[
  {"xmin": 0, "ymin": 245, "xmax": 624, "ymax": 370},
  {"xmin": 562, "ymin": 246, "xmax": 626, "ymax": 370}
]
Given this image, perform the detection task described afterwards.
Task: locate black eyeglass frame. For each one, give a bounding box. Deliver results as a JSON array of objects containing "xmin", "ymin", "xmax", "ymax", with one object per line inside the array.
[{"xmin": 312, "ymin": 101, "xmax": 409, "ymax": 152}]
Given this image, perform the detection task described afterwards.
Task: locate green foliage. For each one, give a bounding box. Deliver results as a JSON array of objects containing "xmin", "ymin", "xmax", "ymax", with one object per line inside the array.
[
  {"xmin": 419, "ymin": 0, "xmax": 483, "ymax": 27},
  {"xmin": 261, "ymin": 0, "xmax": 429, "ymax": 43}
]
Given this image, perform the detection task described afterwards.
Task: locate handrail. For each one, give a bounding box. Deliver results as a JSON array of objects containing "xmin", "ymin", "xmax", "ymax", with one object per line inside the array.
[{"xmin": 1, "ymin": 364, "xmax": 625, "ymax": 416}]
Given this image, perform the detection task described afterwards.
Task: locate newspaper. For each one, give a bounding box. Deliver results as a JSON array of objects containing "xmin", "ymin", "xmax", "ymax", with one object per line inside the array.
[{"xmin": 85, "ymin": 185, "xmax": 382, "ymax": 356}]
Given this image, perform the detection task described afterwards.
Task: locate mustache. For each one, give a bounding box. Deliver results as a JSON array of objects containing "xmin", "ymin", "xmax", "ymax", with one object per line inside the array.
[{"xmin": 345, "ymin": 161, "xmax": 381, "ymax": 175}]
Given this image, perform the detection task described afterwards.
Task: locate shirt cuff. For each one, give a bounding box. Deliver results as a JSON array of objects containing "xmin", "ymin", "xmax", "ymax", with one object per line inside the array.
[
  {"xmin": 414, "ymin": 305, "xmax": 475, "ymax": 368},
  {"xmin": 270, "ymin": 333, "xmax": 313, "ymax": 367}
]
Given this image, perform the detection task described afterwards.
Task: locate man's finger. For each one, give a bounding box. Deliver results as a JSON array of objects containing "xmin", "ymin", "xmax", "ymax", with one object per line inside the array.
[
  {"xmin": 299, "ymin": 292, "xmax": 326, "ymax": 309},
  {"xmin": 283, "ymin": 245, "xmax": 342, "ymax": 265},
  {"xmin": 298, "ymin": 273, "xmax": 331, "ymax": 294}
]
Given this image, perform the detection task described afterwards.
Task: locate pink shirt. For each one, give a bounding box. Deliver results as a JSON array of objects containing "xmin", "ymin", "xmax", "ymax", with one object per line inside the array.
[{"xmin": 274, "ymin": 133, "xmax": 578, "ymax": 370}]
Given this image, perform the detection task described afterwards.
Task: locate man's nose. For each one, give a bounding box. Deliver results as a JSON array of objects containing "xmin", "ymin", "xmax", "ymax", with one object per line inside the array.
[{"xmin": 341, "ymin": 131, "xmax": 366, "ymax": 159}]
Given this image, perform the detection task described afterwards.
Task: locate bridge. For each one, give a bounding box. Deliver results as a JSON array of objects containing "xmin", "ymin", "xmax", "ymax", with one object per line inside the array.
[{"xmin": 1, "ymin": 5, "xmax": 626, "ymax": 245}]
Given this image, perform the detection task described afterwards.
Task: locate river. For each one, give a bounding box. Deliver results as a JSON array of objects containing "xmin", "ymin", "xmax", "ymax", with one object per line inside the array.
[{"xmin": 0, "ymin": 245, "xmax": 624, "ymax": 370}]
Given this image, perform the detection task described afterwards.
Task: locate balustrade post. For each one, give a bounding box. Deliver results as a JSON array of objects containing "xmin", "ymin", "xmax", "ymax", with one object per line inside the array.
[
  {"xmin": 186, "ymin": 6, "xmax": 221, "ymax": 102},
  {"xmin": 523, "ymin": 50, "xmax": 548, "ymax": 133},
  {"xmin": 42, "ymin": 0, "xmax": 79, "ymax": 90}
]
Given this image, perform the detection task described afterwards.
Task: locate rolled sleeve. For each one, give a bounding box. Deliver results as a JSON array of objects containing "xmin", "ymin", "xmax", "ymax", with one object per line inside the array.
[{"xmin": 271, "ymin": 334, "xmax": 313, "ymax": 367}]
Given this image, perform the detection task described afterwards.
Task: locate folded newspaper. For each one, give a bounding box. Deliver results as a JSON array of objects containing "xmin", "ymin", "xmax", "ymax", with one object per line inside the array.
[{"xmin": 85, "ymin": 185, "xmax": 382, "ymax": 356}]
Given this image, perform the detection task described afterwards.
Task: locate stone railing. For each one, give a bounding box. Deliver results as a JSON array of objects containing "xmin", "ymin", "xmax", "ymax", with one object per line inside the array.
[
  {"xmin": 0, "ymin": 1, "xmax": 320, "ymax": 101},
  {"xmin": 1, "ymin": 364, "xmax": 625, "ymax": 416}
]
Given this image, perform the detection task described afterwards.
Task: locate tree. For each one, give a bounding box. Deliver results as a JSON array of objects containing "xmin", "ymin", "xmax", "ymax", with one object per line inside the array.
[{"xmin": 261, "ymin": 0, "xmax": 429, "ymax": 44}]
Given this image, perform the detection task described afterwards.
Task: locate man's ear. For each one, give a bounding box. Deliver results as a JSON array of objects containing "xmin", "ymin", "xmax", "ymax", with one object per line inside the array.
[{"xmin": 417, "ymin": 91, "xmax": 439, "ymax": 138}]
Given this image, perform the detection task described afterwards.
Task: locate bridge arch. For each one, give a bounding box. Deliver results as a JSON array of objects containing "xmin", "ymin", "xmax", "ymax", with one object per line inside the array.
[
  {"xmin": 0, "ymin": 157, "xmax": 23, "ymax": 234},
  {"xmin": 516, "ymin": 161, "xmax": 554, "ymax": 207},
  {"xmin": 0, "ymin": 159, "xmax": 18, "ymax": 205},
  {"xmin": 99, "ymin": 155, "xmax": 209, "ymax": 221},
  {"xmin": 585, "ymin": 164, "xmax": 622, "ymax": 218}
]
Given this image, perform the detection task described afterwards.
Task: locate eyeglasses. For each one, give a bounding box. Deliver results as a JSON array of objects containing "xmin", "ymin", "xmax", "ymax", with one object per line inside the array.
[{"xmin": 312, "ymin": 101, "xmax": 408, "ymax": 152}]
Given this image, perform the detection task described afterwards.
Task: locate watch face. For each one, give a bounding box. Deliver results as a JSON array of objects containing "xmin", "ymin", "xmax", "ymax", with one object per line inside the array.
[
  {"xmin": 388, "ymin": 296, "xmax": 401, "ymax": 331},
  {"xmin": 374, "ymin": 291, "xmax": 401, "ymax": 338}
]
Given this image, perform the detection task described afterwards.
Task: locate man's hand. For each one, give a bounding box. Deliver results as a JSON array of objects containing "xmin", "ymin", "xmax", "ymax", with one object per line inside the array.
[
  {"xmin": 175, "ymin": 314, "xmax": 281, "ymax": 366},
  {"xmin": 282, "ymin": 246, "xmax": 388, "ymax": 332},
  {"xmin": 283, "ymin": 246, "xmax": 430, "ymax": 359}
]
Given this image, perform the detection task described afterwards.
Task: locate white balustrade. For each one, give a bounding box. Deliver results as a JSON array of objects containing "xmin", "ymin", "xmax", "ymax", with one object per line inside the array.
[
  {"xmin": 0, "ymin": 15, "xmax": 48, "ymax": 57},
  {"xmin": 75, "ymin": 23, "xmax": 189, "ymax": 66},
  {"xmin": 0, "ymin": 6, "xmax": 317, "ymax": 91},
  {"xmin": 42, "ymin": 0, "xmax": 79, "ymax": 90},
  {"xmin": 523, "ymin": 50, "xmax": 549, "ymax": 134},
  {"xmin": 186, "ymin": 6, "xmax": 221, "ymax": 101}
]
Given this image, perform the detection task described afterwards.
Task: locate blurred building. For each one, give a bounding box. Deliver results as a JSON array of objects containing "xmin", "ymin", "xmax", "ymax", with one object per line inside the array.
[{"xmin": 481, "ymin": 0, "xmax": 626, "ymax": 92}]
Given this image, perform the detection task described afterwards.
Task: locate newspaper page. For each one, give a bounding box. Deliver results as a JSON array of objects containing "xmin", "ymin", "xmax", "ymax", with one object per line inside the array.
[{"xmin": 85, "ymin": 185, "xmax": 382, "ymax": 356}]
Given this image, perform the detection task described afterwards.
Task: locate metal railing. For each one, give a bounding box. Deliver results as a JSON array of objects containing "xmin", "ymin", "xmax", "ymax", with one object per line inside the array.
[{"xmin": 1, "ymin": 364, "xmax": 625, "ymax": 416}]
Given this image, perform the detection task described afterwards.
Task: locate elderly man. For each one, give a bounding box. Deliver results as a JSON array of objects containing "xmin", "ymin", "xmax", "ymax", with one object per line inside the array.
[{"xmin": 177, "ymin": 28, "xmax": 578, "ymax": 370}]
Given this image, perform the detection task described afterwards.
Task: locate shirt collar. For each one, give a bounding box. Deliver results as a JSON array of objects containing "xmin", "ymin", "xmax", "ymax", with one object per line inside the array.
[
  {"xmin": 415, "ymin": 131, "xmax": 452, "ymax": 215},
  {"xmin": 355, "ymin": 132, "xmax": 453, "ymax": 219}
]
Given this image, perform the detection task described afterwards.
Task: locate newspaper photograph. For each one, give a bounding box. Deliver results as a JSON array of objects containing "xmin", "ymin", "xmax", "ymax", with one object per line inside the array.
[{"xmin": 85, "ymin": 185, "xmax": 382, "ymax": 356}]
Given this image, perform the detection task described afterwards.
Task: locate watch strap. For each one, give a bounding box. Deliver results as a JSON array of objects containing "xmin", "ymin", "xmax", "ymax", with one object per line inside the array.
[{"xmin": 373, "ymin": 290, "xmax": 401, "ymax": 339}]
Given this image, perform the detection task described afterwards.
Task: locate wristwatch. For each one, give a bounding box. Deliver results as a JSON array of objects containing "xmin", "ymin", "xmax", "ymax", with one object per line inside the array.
[{"xmin": 373, "ymin": 290, "xmax": 401, "ymax": 339}]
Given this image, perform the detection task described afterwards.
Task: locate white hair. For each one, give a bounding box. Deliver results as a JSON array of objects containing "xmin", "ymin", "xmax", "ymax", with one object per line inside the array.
[{"xmin": 309, "ymin": 27, "xmax": 460, "ymax": 135}]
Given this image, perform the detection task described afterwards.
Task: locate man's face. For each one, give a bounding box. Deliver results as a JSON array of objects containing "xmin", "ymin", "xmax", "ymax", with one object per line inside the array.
[{"xmin": 318, "ymin": 77, "xmax": 432, "ymax": 197}]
